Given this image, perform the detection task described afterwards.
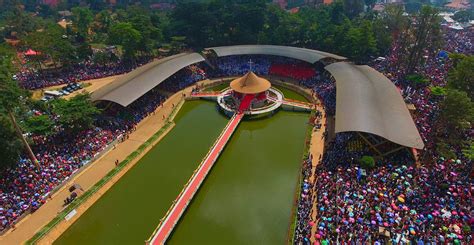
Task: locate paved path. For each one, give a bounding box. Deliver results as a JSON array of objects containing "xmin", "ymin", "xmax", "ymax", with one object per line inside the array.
[
  {"xmin": 148, "ymin": 112, "xmax": 244, "ymax": 245},
  {"xmin": 308, "ymin": 100, "xmax": 327, "ymax": 243},
  {"xmin": 282, "ymin": 98, "xmax": 313, "ymax": 110}
]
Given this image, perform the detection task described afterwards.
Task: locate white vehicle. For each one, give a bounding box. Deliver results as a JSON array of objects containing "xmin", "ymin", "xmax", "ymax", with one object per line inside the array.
[{"xmin": 44, "ymin": 90, "xmax": 62, "ymax": 97}]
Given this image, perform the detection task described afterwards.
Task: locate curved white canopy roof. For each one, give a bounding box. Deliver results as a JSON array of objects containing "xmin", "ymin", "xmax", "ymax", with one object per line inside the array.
[
  {"xmin": 91, "ymin": 53, "xmax": 205, "ymax": 106},
  {"xmin": 208, "ymin": 45, "xmax": 346, "ymax": 63},
  {"xmin": 325, "ymin": 62, "xmax": 425, "ymax": 149}
]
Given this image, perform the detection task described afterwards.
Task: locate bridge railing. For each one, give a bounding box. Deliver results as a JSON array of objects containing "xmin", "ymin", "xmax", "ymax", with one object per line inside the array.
[
  {"xmin": 146, "ymin": 113, "xmax": 241, "ymax": 244},
  {"xmin": 283, "ymin": 98, "xmax": 313, "ymax": 106}
]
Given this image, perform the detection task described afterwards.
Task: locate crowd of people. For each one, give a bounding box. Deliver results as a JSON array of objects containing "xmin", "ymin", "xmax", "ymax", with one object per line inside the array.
[
  {"xmin": 0, "ymin": 128, "xmax": 119, "ymax": 230},
  {"xmin": 442, "ymin": 28, "xmax": 473, "ymax": 54},
  {"xmin": 211, "ymin": 55, "xmax": 271, "ymax": 76},
  {"xmin": 310, "ymin": 156, "xmax": 471, "ymax": 243},
  {"xmin": 269, "ymin": 63, "xmax": 316, "ymax": 80},
  {"xmin": 294, "ymin": 27, "xmax": 473, "ymax": 244},
  {"xmin": 0, "ymin": 80, "xmax": 168, "ymax": 231},
  {"xmin": 15, "ymin": 58, "xmax": 152, "ymax": 90},
  {"xmin": 300, "ymin": 76, "xmax": 336, "ymax": 116}
]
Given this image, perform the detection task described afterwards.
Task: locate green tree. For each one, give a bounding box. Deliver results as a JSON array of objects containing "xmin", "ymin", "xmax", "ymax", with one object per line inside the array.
[
  {"xmin": 108, "ymin": 22, "xmax": 142, "ymax": 60},
  {"xmin": 344, "ymin": 20, "xmax": 377, "ymax": 62},
  {"xmin": 38, "ymin": 4, "xmax": 57, "ymax": 19},
  {"xmin": 0, "ymin": 54, "xmax": 40, "ymax": 168},
  {"xmin": 448, "ymin": 55, "xmax": 474, "ymax": 100},
  {"xmin": 430, "ymin": 86, "xmax": 447, "ymax": 96},
  {"xmin": 359, "ymin": 155, "xmax": 375, "ymax": 169},
  {"xmin": 92, "ymin": 10, "xmax": 112, "ymax": 34},
  {"xmin": 168, "ymin": 36, "xmax": 187, "ymax": 54},
  {"xmin": 2, "ymin": 5, "xmax": 45, "ymax": 38},
  {"xmin": 71, "ymin": 7, "xmax": 94, "ymax": 40},
  {"xmin": 24, "ymin": 23, "xmax": 77, "ymax": 68},
  {"xmin": 382, "ymin": 4, "xmax": 409, "ymax": 38},
  {"xmin": 407, "ymin": 74, "xmax": 430, "ymax": 87},
  {"xmin": 258, "ymin": 5, "xmax": 303, "ymax": 45},
  {"xmin": 399, "ymin": 5, "xmax": 442, "ymax": 75},
  {"xmin": 51, "ymin": 93, "xmax": 101, "ymax": 133},
  {"xmin": 449, "ymin": 53, "xmax": 468, "ymax": 67},
  {"xmin": 452, "ymin": 10, "xmax": 473, "ymax": 23},
  {"xmin": 436, "ymin": 141, "xmax": 456, "ymax": 160},
  {"xmin": 439, "ymin": 89, "xmax": 474, "ymax": 142},
  {"xmin": 23, "ymin": 115, "xmax": 54, "ymax": 136},
  {"xmin": 170, "ymin": 0, "xmax": 267, "ymax": 49},
  {"xmin": 0, "ymin": 115, "xmax": 23, "ymax": 170},
  {"xmin": 169, "ymin": 2, "xmax": 212, "ymax": 48},
  {"xmin": 343, "ymin": 0, "xmax": 365, "ymax": 19},
  {"xmin": 462, "ymin": 141, "xmax": 474, "ymax": 160},
  {"xmin": 126, "ymin": 6, "xmax": 163, "ymax": 55},
  {"xmin": 77, "ymin": 42, "xmax": 93, "ymax": 61},
  {"xmin": 92, "ymin": 51, "xmax": 113, "ymax": 66},
  {"xmin": 372, "ymin": 18, "xmax": 392, "ymax": 56},
  {"xmin": 365, "ymin": 0, "xmax": 377, "ymax": 9},
  {"xmin": 87, "ymin": 0, "xmax": 107, "ymax": 11}
]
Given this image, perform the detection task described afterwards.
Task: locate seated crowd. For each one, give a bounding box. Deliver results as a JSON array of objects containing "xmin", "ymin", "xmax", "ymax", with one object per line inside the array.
[
  {"xmin": 15, "ymin": 57, "xmax": 152, "ymax": 90},
  {"xmin": 294, "ymin": 28, "xmax": 473, "ymax": 244}
]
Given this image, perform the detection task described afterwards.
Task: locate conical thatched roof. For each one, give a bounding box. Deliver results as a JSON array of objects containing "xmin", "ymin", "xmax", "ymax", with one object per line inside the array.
[{"xmin": 230, "ymin": 72, "xmax": 271, "ymax": 94}]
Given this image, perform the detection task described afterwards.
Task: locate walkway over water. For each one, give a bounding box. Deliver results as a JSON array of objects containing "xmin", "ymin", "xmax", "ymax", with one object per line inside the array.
[
  {"xmin": 281, "ymin": 98, "xmax": 313, "ymax": 110},
  {"xmin": 147, "ymin": 104, "xmax": 248, "ymax": 244},
  {"xmin": 267, "ymin": 96, "xmax": 313, "ymax": 111}
]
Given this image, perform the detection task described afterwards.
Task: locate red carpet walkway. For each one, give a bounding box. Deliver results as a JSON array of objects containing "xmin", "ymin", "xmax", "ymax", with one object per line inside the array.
[
  {"xmin": 147, "ymin": 111, "xmax": 245, "ymax": 244},
  {"xmin": 239, "ymin": 94, "xmax": 254, "ymax": 112}
]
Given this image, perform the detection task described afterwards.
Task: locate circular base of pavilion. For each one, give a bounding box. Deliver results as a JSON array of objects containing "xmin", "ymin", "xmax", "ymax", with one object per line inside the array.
[{"xmin": 217, "ymin": 87, "xmax": 283, "ymax": 117}]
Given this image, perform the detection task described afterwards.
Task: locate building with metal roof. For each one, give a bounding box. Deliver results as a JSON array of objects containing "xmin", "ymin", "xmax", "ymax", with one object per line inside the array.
[
  {"xmin": 91, "ymin": 46, "xmax": 423, "ymax": 150},
  {"xmin": 207, "ymin": 45, "xmax": 346, "ymax": 64},
  {"xmin": 91, "ymin": 53, "xmax": 205, "ymax": 107},
  {"xmin": 325, "ymin": 62, "xmax": 424, "ymax": 149}
]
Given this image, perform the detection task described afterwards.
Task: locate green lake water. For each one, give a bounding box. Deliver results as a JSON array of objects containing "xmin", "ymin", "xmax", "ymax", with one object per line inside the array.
[
  {"xmin": 168, "ymin": 111, "xmax": 308, "ymax": 244},
  {"xmin": 273, "ymin": 85, "xmax": 308, "ymax": 102},
  {"xmin": 55, "ymin": 100, "xmax": 308, "ymax": 245},
  {"xmin": 55, "ymin": 101, "xmax": 228, "ymax": 245}
]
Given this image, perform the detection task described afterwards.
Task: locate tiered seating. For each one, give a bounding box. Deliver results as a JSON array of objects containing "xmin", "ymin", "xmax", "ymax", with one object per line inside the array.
[{"xmin": 269, "ymin": 64, "xmax": 316, "ymax": 80}]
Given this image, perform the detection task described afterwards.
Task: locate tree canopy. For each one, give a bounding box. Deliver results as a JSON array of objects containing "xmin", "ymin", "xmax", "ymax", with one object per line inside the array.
[
  {"xmin": 452, "ymin": 10, "xmax": 473, "ymax": 23},
  {"xmin": 22, "ymin": 114, "xmax": 54, "ymax": 136},
  {"xmin": 107, "ymin": 22, "xmax": 142, "ymax": 60},
  {"xmin": 448, "ymin": 55, "xmax": 474, "ymax": 100},
  {"xmin": 0, "ymin": 0, "xmax": 401, "ymax": 64},
  {"xmin": 440, "ymin": 89, "xmax": 474, "ymax": 142},
  {"xmin": 51, "ymin": 93, "xmax": 102, "ymax": 133},
  {"xmin": 398, "ymin": 5, "xmax": 442, "ymax": 74},
  {"xmin": 23, "ymin": 22, "xmax": 77, "ymax": 67},
  {"xmin": 0, "ymin": 115, "xmax": 23, "ymax": 170},
  {"xmin": 0, "ymin": 49, "xmax": 39, "ymax": 168},
  {"xmin": 71, "ymin": 7, "xmax": 94, "ymax": 41}
]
